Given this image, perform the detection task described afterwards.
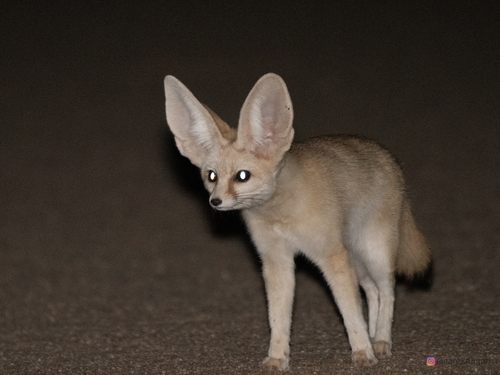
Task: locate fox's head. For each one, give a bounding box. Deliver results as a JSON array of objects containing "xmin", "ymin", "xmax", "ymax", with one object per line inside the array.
[{"xmin": 164, "ymin": 73, "xmax": 294, "ymax": 211}]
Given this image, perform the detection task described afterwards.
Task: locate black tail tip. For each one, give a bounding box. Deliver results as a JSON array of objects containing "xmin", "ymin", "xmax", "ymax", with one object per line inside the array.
[{"xmin": 398, "ymin": 260, "xmax": 434, "ymax": 291}]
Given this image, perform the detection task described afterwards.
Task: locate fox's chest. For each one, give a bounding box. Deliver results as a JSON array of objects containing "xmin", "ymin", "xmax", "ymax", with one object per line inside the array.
[
  {"xmin": 244, "ymin": 208, "xmax": 335, "ymax": 256},
  {"xmin": 242, "ymin": 173, "xmax": 341, "ymax": 255},
  {"xmin": 270, "ymin": 218, "xmax": 299, "ymax": 242}
]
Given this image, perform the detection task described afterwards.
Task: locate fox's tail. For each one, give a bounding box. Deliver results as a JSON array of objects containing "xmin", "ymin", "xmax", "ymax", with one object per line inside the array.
[{"xmin": 396, "ymin": 200, "xmax": 431, "ymax": 278}]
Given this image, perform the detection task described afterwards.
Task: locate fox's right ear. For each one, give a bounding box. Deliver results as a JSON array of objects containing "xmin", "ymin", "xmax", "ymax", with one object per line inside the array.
[{"xmin": 164, "ymin": 76, "xmax": 223, "ymax": 167}]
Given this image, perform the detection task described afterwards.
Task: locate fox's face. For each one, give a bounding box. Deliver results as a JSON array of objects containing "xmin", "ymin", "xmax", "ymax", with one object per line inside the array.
[
  {"xmin": 200, "ymin": 145, "xmax": 283, "ymax": 210},
  {"xmin": 164, "ymin": 73, "xmax": 294, "ymax": 211}
]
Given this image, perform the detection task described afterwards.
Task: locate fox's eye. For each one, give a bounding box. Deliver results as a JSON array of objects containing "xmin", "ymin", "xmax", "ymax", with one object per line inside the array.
[
  {"xmin": 235, "ymin": 170, "xmax": 251, "ymax": 182},
  {"xmin": 208, "ymin": 170, "xmax": 217, "ymax": 182}
]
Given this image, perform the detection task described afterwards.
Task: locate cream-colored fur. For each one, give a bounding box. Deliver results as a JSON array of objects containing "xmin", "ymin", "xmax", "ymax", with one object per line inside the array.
[{"xmin": 164, "ymin": 73, "xmax": 431, "ymax": 371}]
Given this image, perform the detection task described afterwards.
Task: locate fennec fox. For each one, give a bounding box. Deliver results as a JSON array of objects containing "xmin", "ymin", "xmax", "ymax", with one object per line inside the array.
[{"xmin": 163, "ymin": 73, "xmax": 430, "ymax": 371}]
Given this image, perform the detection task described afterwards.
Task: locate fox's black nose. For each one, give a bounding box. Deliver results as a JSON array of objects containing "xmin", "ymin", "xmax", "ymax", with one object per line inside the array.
[{"xmin": 210, "ymin": 198, "xmax": 222, "ymax": 207}]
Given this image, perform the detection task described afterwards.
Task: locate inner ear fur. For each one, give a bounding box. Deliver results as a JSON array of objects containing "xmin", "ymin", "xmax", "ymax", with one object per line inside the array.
[
  {"xmin": 164, "ymin": 75, "xmax": 226, "ymax": 167},
  {"xmin": 237, "ymin": 73, "xmax": 294, "ymax": 160}
]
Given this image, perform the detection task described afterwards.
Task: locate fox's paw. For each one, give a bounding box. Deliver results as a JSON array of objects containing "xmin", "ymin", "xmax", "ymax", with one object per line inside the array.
[
  {"xmin": 352, "ymin": 349, "xmax": 378, "ymax": 367},
  {"xmin": 262, "ymin": 356, "xmax": 289, "ymax": 372},
  {"xmin": 373, "ymin": 341, "xmax": 392, "ymax": 359}
]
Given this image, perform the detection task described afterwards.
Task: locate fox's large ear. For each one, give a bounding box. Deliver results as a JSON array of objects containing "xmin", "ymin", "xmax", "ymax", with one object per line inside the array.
[
  {"xmin": 164, "ymin": 76, "xmax": 225, "ymax": 167},
  {"xmin": 237, "ymin": 73, "xmax": 294, "ymax": 160}
]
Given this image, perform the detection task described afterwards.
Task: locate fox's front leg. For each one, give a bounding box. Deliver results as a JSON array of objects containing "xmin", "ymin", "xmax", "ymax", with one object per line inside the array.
[
  {"xmin": 316, "ymin": 248, "xmax": 378, "ymax": 367},
  {"xmin": 260, "ymin": 250, "xmax": 295, "ymax": 372}
]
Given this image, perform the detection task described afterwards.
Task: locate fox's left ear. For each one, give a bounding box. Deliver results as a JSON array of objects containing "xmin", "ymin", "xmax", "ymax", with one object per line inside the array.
[{"xmin": 237, "ymin": 73, "xmax": 294, "ymax": 160}]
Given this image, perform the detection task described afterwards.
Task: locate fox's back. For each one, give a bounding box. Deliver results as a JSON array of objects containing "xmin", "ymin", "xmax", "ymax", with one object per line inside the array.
[{"xmin": 286, "ymin": 135, "xmax": 405, "ymax": 212}]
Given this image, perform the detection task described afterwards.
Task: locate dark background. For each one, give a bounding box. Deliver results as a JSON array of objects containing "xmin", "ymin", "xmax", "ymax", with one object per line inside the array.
[{"xmin": 1, "ymin": 1, "xmax": 499, "ymax": 374}]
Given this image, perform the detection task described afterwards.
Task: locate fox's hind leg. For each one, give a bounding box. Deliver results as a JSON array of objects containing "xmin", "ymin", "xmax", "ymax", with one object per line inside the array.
[
  {"xmin": 352, "ymin": 260, "xmax": 379, "ymax": 339},
  {"xmin": 354, "ymin": 216, "xmax": 398, "ymax": 359}
]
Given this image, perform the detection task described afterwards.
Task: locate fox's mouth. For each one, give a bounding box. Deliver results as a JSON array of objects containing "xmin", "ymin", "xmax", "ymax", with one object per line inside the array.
[
  {"xmin": 209, "ymin": 198, "xmax": 236, "ymax": 211},
  {"xmin": 211, "ymin": 205, "xmax": 236, "ymax": 211}
]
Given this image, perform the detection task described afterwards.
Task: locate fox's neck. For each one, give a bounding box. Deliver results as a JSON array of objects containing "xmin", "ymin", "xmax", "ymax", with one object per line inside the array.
[{"xmin": 243, "ymin": 152, "xmax": 301, "ymax": 217}]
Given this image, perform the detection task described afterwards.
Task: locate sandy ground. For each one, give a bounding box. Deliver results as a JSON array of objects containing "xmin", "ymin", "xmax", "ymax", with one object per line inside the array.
[{"xmin": 1, "ymin": 2, "xmax": 499, "ymax": 374}]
